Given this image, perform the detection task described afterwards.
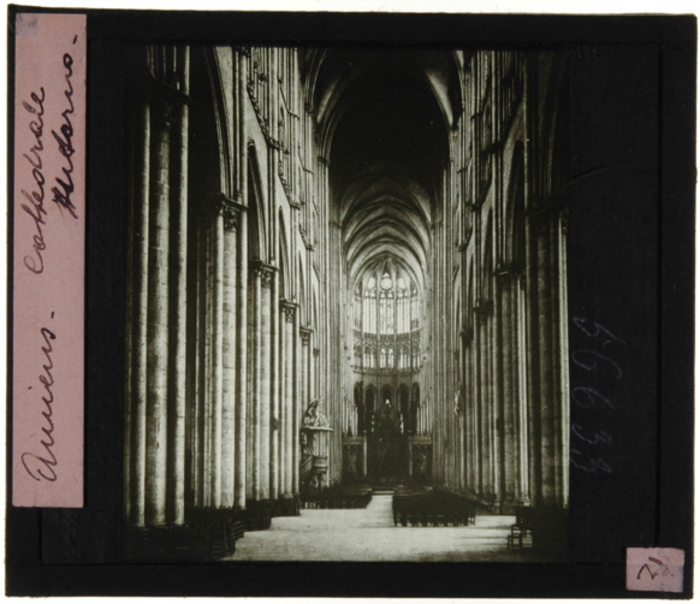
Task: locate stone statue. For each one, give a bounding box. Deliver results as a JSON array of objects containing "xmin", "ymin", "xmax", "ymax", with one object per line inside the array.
[
  {"xmin": 302, "ymin": 398, "xmax": 329, "ymax": 428},
  {"xmin": 300, "ymin": 398, "xmax": 332, "ymax": 497},
  {"xmin": 415, "ymin": 445, "xmax": 428, "ymax": 477},
  {"xmin": 344, "ymin": 445, "xmax": 357, "ymax": 477}
]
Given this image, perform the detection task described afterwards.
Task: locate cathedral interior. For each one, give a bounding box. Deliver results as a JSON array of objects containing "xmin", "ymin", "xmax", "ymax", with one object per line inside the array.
[{"xmin": 123, "ymin": 44, "xmax": 570, "ymax": 561}]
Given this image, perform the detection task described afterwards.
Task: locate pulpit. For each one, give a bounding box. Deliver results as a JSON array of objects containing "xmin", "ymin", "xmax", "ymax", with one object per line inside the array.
[{"xmin": 300, "ymin": 399, "xmax": 333, "ymax": 495}]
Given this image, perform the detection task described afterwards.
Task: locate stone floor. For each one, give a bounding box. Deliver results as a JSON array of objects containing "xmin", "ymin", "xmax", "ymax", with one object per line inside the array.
[{"xmin": 224, "ymin": 494, "xmax": 545, "ymax": 562}]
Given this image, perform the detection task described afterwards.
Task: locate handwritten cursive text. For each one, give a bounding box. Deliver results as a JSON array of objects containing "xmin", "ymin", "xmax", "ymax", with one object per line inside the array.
[
  {"xmin": 51, "ymin": 53, "xmax": 78, "ymax": 219},
  {"xmin": 20, "ymin": 88, "xmax": 47, "ymax": 274},
  {"xmin": 21, "ymin": 319, "xmax": 58, "ymax": 482}
]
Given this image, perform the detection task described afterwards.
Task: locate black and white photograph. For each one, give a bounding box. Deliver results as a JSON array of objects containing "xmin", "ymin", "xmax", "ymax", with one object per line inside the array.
[
  {"xmin": 122, "ymin": 43, "xmax": 570, "ymax": 562},
  {"xmin": 6, "ymin": 7, "xmax": 694, "ymax": 598}
]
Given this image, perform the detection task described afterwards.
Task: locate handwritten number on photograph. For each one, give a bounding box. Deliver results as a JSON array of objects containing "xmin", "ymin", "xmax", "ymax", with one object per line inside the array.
[{"xmin": 570, "ymin": 317, "xmax": 623, "ymax": 474}]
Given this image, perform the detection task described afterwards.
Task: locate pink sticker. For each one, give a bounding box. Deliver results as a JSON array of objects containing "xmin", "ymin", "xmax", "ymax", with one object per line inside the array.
[
  {"xmin": 626, "ymin": 547, "xmax": 685, "ymax": 593},
  {"xmin": 13, "ymin": 13, "xmax": 86, "ymax": 507}
]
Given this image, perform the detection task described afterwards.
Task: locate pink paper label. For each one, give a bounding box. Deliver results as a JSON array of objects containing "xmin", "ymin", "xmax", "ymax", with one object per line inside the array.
[
  {"xmin": 626, "ymin": 547, "xmax": 685, "ymax": 593},
  {"xmin": 13, "ymin": 13, "xmax": 86, "ymax": 507}
]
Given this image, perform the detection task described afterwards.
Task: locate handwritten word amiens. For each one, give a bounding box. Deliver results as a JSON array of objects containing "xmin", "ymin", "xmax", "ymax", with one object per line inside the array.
[{"xmin": 21, "ymin": 318, "xmax": 58, "ymax": 482}]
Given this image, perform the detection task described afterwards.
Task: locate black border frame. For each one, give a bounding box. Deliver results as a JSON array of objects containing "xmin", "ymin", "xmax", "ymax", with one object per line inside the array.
[{"xmin": 6, "ymin": 7, "xmax": 695, "ymax": 598}]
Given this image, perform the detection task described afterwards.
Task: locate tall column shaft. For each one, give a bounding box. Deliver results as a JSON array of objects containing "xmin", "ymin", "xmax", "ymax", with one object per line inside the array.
[
  {"xmin": 515, "ymin": 272, "xmax": 530, "ymax": 502},
  {"xmin": 260, "ymin": 273, "xmax": 272, "ymax": 500},
  {"xmin": 235, "ymin": 210, "xmax": 248, "ymax": 508},
  {"xmin": 476, "ymin": 319, "xmax": 485, "ymax": 494},
  {"xmin": 488, "ymin": 312, "xmax": 497, "ymax": 497},
  {"xmin": 145, "ymin": 104, "xmax": 171, "ymax": 526},
  {"xmin": 282, "ymin": 302, "xmax": 296, "ymax": 496},
  {"xmin": 468, "ymin": 339, "xmax": 477, "ymax": 491},
  {"xmin": 557, "ymin": 214, "xmax": 570, "ymax": 508},
  {"xmin": 256, "ymin": 263, "xmax": 275, "ymax": 501},
  {"xmin": 194, "ymin": 219, "xmax": 208, "ymax": 508},
  {"xmin": 252, "ymin": 269, "xmax": 262, "ymax": 499},
  {"xmin": 128, "ymin": 99, "xmax": 150, "ymax": 527},
  {"xmin": 536, "ymin": 215, "xmax": 555, "ymax": 504},
  {"xmin": 292, "ymin": 314, "xmax": 302, "ymax": 494},
  {"xmin": 166, "ymin": 48, "xmax": 190, "ymax": 525},
  {"xmin": 221, "ymin": 202, "xmax": 239, "ymax": 508},
  {"xmin": 499, "ymin": 272, "xmax": 516, "ymax": 507},
  {"xmin": 211, "ymin": 213, "xmax": 224, "ymax": 507},
  {"xmin": 270, "ymin": 273, "xmax": 280, "ymax": 501}
]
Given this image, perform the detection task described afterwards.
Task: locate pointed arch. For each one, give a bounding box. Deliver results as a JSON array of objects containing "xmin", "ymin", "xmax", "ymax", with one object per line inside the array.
[
  {"xmin": 278, "ymin": 209, "xmax": 291, "ymax": 300},
  {"xmin": 482, "ymin": 211, "xmax": 494, "ymax": 301},
  {"xmin": 506, "ymin": 142, "xmax": 526, "ymax": 267},
  {"xmin": 298, "ymin": 255, "xmax": 306, "ymax": 326},
  {"xmin": 247, "ymin": 144, "xmax": 267, "ymax": 262}
]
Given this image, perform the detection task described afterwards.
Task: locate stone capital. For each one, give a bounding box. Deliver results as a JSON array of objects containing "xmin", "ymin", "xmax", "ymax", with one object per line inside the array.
[
  {"xmin": 280, "ymin": 299, "xmax": 298, "ymax": 323},
  {"xmin": 148, "ymin": 73, "xmax": 190, "ymax": 107},
  {"xmin": 300, "ymin": 326, "xmax": 313, "ymax": 345},
  {"xmin": 219, "ymin": 198, "xmax": 239, "ymax": 231},
  {"xmin": 250, "ymin": 260, "xmax": 277, "ymax": 288},
  {"xmin": 495, "ymin": 263, "xmax": 523, "ymax": 286},
  {"xmin": 559, "ymin": 207, "xmax": 569, "ymax": 235},
  {"xmin": 474, "ymin": 299, "xmax": 494, "ymax": 325},
  {"xmin": 207, "ymin": 193, "xmax": 247, "ymax": 230}
]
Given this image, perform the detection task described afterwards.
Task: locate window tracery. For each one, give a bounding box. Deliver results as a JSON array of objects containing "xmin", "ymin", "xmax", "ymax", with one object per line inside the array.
[{"xmin": 353, "ymin": 262, "xmax": 421, "ymax": 372}]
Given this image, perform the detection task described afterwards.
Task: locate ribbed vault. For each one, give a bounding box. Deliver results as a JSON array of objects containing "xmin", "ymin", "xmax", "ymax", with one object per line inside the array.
[
  {"xmin": 309, "ymin": 48, "xmax": 461, "ymax": 293},
  {"xmin": 340, "ymin": 169, "xmax": 431, "ymax": 291}
]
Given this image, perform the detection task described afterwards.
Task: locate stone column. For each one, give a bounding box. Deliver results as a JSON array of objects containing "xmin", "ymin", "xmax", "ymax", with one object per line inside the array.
[
  {"xmin": 250, "ymin": 264, "xmax": 262, "ymax": 500},
  {"xmin": 281, "ymin": 301, "xmax": 297, "ymax": 496},
  {"xmin": 514, "ymin": 269, "xmax": 530, "ymax": 503},
  {"xmin": 128, "ymin": 96, "xmax": 150, "ymax": 528},
  {"xmin": 252, "ymin": 261, "xmax": 276, "ymax": 501},
  {"xmin": 535, "ymin": 213, "xmax": 555, "ymax": 505},
  {"xmin": 313, "ymin": 348, "xmax": 320, "ymax": 403},
  {"xmin": 300, "ymin": 328, "xmax": 312, "ymax": 408},
  {"xmin": 492, "ymin": 284, "xmax": 503, "ymax": 507},
  {"xmin": 270, "ymin": 271, "xmax": 280, "ymax": 502},
  {"xmin": 194, "ymin": 216, "xmax": 208, "ymax": 508},
  {"xmin": 486, "ymin": 304, "xmax": 496, "ymax": 498},
  {"xmin": 208, "ymin": 204, "xmax": 225, "ymax": 509},
  {"xmin": 497, "ymin": 267, "xmax": 516, "ymax": 509},
  {"xmin": 144, "ymin": 90, "xmax": 172, "ymax": 527},
  {"xmin": 167, "ymin": 46, "xmax": 190, "ymax": 526},
  {"xmin": 464, "ymin": 329, "xmax": 477, "ymax": 492},
  {"xmin": 235, "ymin": 208, "xmax": 248, "ymax": 509},
  {"xmin": 299, "ymin": 327, "xmax": 312, "ymax": 493},
  {"xmin": 292, "ymin": 313, "xmax": 303, "ymax": 495},
  {"xmin": 277, "ymin": 300, "xmax": 286, "ymax": 499},
  {"xmin": 475, "ymin": 310, "xmax": 484, "ymax": 495},
  {"xmin": 557, "ymin": 209, "xmax": 570, "ymax": 508},
  {"xmin": 479, "ymin": 299, "xmax": 496, "ymax": 497},
  {"xmin": 220, "ymin": 197, "xmax": 241, "ymax": 508}
]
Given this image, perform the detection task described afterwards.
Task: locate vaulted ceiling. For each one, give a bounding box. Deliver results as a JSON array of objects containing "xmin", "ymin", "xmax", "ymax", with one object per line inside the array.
[{"xmin": 306, "ymin": 48, "xmax": 462, "ymax": 293}]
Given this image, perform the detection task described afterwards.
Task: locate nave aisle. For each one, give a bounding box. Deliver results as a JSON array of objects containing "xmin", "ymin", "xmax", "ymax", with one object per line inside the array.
[{"xmin": 226, "ymin": 495, "xmax": 546, "ymax": 562}]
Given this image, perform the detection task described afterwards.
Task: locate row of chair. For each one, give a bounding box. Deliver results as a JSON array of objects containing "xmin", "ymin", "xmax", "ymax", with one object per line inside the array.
[
  {"xmin": 392, "ymin": 491, "xmax": 477, "ymax": 527},
  {"xmin": 506, "ymin": 505, "xmax": 536, "ymax": 550},
  {"xmin": 125, "ymin": 514, "xmax": 244, "ymax": 562},
  {"xmin": 302, "ymin": 487, "xmax": 373, "ymax": 509}
]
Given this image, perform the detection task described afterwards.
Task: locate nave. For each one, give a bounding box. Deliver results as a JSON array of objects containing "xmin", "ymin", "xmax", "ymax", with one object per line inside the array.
[
  {"xmin": 227, "ymin": 492, "xmax": 549, "ymax": 562},
  {"xmin": 122, "ymin": 44, "xmax": 570, "ymax": 562}
]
